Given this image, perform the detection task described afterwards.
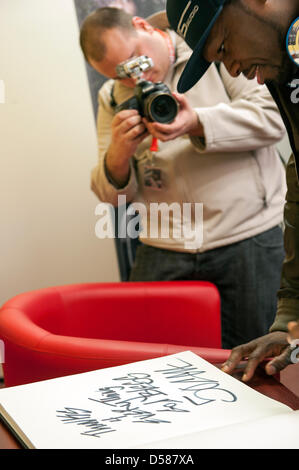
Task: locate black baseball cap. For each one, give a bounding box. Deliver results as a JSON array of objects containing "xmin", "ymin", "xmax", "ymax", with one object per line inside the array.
[{"xmin": 166, "ymin": 0, "xmax": 227, "ymax": 92}]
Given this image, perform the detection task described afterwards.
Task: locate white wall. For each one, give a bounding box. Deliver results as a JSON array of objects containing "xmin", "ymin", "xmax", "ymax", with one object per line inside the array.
[{"xmin": 0, "ymin": 0, "xmax": 120, "ymax": 306}]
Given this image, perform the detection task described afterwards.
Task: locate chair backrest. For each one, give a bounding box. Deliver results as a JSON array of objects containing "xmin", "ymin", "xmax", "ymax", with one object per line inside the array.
[{"xmin": 0, "ymin": 281, "xmax": 225, "ymax": 386}]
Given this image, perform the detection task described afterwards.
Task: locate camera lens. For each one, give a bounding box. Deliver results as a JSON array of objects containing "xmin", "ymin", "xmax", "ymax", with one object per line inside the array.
[{"xmin": 146, "ymin": 93, "xmax": 178, "ymax": 124}]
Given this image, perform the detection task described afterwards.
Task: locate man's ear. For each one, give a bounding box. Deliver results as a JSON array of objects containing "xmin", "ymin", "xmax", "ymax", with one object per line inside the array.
[{"xmin": 132, "ymin": 16, "xmax": 154, "ymax": 33}]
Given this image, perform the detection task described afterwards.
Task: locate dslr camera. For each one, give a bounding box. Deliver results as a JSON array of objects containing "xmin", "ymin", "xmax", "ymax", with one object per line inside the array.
[{"xmin": 115, "ymin": 55, "xmax": 178, "ymax": 124}]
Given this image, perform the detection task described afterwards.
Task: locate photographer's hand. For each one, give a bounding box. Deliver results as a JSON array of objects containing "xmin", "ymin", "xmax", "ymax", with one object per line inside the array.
[
  {"xmin": 143, "ymin": 93, "xmax": 203, "ymax": 142},
  {"xmin": 106, "ymin": 109, "xmax": 148, "ymax": 187},
  {"xmin": 288, "ymin": 321, "xmax": 299, "ymax": 340}
]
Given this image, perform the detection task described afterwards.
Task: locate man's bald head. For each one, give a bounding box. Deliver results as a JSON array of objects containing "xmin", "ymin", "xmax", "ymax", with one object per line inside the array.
[{"xmin": 80, "ymin": 7, "xmax": 135, "ymax": 64}]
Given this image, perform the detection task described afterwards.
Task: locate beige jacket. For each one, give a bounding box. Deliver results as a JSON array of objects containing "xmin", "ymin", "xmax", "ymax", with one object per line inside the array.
[{"xmin": 91, "ymin": 26, "xmax": 287, "ymax": 253}]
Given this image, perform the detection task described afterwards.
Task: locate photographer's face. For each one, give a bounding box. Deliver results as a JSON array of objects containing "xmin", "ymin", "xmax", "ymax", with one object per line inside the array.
[
  {"xmin": 89, "ymin": 20, "xmax": 170, "ymax": 88},
  {"xmin": 203, "ymin": 1, "xmax": 293, "ymax": 84}
]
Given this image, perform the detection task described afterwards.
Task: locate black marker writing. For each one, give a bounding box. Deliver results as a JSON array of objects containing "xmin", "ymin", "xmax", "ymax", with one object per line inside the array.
[
  {"xmin": 56, "ymin": 407, "xmax": 116, "ymax": 438},
  {"xmin": 156, "ymin": 358, "xmax": 237, "ymax": 405}
]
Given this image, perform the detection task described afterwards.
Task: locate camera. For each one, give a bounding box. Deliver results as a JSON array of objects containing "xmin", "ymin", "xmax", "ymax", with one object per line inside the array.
[{"xmin": 115, "ymin": 55, "xmax": 178, "ymax": 124}]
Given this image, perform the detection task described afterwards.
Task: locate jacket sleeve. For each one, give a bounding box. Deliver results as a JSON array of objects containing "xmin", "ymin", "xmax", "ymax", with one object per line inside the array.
[
  {"xmin": 190, "ymin": 64, "xmax": 286, "ymax": 154},
  {"xmin": 270, "ymin": 154, "xmax": 299, "ymax": 332},
  {"xmin": 90, "ymin": 80, "xmax": 138, "ymax": 207}
]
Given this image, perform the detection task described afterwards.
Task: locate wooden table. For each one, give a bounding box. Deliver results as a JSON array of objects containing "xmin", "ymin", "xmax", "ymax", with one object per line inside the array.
[{"xmin": 1, "ymin": 365, "xmax": 299, "ymax": 449}]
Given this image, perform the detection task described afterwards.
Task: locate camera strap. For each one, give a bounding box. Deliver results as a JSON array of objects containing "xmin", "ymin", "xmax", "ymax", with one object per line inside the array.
[
  {"xmin": 110, "ymin": 82, "xmax": 117, "ymax": 109},
  {"xmin": 143, "ymin": 138, "xmax": 159, "ymax": 167},
  {"xmin": 150, "ymin": 137, "xmax": 159, "ymax": 153},
  {"xmin": 154, "ymin": 29, "xmax": 176, "ymax": 66},
  {"xmin": 143, "ymin": 137, "xmax": 164, "ymax": 190}
]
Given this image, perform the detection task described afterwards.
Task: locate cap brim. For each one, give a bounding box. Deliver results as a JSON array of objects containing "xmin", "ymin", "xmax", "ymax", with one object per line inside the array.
[{"xmin": 177, "ymin": 6, "xmax": 223, "ymax": 93}]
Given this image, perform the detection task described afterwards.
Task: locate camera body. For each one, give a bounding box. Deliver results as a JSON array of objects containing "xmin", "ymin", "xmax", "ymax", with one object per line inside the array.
[
  {"xmin": 115, "ymin": 80, "xmax": 178, "ymax": 124},
  {"xmin": 115, "ymin": 55, "xmax": 178, "ymax": 124}
]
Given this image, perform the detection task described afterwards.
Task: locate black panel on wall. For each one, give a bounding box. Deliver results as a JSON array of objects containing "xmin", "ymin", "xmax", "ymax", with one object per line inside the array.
[{"xmin": 73, "ymin": 0, "xmax": 166, "ymax": 281}]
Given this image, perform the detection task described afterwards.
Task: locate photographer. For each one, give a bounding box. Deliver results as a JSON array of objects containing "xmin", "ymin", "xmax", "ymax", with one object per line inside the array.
[{"xmin": 80, "ymin": 7, "xmax": 286, "ymax": 349}]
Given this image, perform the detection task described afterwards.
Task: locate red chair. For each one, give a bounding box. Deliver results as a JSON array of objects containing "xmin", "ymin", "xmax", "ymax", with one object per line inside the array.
[{"xmin": 0, "ymin": 281, "xmax": 230, "ymax": 387}]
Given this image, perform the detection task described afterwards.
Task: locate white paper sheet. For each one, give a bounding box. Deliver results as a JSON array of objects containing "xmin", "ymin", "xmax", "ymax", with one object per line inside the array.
[{"xmin": 0, "ymin": 351, "xmax": 295, "ymax": 449}]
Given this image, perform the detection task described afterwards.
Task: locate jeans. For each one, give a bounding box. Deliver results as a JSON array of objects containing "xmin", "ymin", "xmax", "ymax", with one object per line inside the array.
[{"xmin": 129, "ymin": 226, "xmax": 285, "ymax": 349}]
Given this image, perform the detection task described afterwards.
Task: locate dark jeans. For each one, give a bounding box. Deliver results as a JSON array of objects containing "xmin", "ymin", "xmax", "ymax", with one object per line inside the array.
[{"xmin": 129, "ymin": 226, "xmax": 285, "ymax": 349}]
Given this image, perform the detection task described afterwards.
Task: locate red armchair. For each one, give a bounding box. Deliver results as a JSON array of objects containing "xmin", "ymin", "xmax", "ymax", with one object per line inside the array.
[{"xmin": 0, "ymin": 281, "xmax": 230, "ymax": 387}]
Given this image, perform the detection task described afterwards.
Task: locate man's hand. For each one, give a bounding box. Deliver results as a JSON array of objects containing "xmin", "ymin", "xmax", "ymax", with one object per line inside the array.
[
  {"xmin": 143, "ymin": 92, "xmax": 202, "ymax": 142},
  {"xmin": 221, "ymin": 331, "xmax": 291, "ymax": 382},
  {"xmin": 288, "ymin": 320, "xmax": 299, "ymax": 341},
  {"xmin": 106, "ymin": 109, "xmax": 148, "ymax": 187}
]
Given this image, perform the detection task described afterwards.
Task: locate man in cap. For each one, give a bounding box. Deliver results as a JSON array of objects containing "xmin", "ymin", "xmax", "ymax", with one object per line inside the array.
[{"xmin": 166, "ymin": 0, "xmax": 299, "ymax": 380}]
